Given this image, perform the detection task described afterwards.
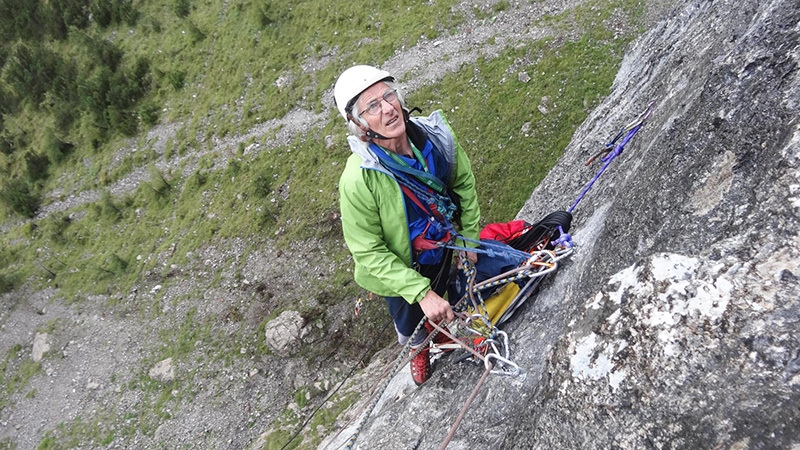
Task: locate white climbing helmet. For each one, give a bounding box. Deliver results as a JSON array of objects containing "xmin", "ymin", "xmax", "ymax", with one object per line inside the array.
[{"xmin": 333, "ymin": 65, "xmax": 394, "ymax": 121}]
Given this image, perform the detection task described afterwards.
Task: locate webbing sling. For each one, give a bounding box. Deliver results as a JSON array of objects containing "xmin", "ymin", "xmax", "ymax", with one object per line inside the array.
[
  {"xmin": 369, "ymin": 142, "xmax": 457, "ymax": 254},
  {"xmin": 370, "ymin": 142, "xmax": 447, "ymax": 195}
]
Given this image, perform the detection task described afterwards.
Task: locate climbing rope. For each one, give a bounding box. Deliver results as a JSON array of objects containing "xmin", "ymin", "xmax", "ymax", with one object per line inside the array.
[
  {"xmin": 342, "ymin": 315, "xmax": 433, "ymax": 450},
  {"xmin": 439, "ymin": 364, "xmax": 492, "ymax": 450},
  {"xmin": 569, "ymin": 101, "xmax": 654, "ymax": 213},
  {"xmin": 279, "ymin": 318, "xmax": 394, "ymax": 450},
  {"xmin": 341, "ymin": 243, "xmax": 571, "ymax": 448}
]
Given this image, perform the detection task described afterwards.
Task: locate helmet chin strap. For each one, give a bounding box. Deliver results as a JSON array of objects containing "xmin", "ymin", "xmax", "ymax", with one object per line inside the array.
[{"xmin": 365, "ymin": 129, "xmax": 390, "ymax": 140}]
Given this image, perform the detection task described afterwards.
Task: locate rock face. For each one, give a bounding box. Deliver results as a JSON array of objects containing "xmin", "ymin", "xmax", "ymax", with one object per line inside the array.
[{"xmin": 340, "ymin": 0, "xmax": 800, "ymax": 448}]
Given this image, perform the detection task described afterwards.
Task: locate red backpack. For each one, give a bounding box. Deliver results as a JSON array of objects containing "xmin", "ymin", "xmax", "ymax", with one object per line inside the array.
[{"xmin": 479, "ymin": 211, "xmax": 572, "ymax": 252}]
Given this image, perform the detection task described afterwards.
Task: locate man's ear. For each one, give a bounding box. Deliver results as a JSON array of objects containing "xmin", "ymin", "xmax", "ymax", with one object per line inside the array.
[{"xmin": 348, "ymin": 114, "xmax": 371, "ymax": 141}]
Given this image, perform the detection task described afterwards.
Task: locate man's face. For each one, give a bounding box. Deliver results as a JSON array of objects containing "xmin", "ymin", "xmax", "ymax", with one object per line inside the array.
[{"xmin": 357, "ymin": 83, "xmax": 406, "ymax": 139}]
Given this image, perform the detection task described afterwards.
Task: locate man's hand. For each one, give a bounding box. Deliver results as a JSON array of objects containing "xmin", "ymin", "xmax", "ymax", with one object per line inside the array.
[
  {"xmin": 466, "ymin": 251, "xmax": 478, "ymax": 264},
  {"xmin": 458, "ymin": 250, "xmax": 478, "ymax": 269},
  {"xmin": 418, "ymin": 290, "xmax": 454, "ymax": 324}
]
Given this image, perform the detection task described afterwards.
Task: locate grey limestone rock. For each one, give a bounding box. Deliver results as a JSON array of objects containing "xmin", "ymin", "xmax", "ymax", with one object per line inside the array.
[
  {"xmin": 31, "ymin": 332, "xmax": 50, "ymax": 363},
  {"xmin": 264, "ymin": 310, "xmax": 307, "ymax": 357}
]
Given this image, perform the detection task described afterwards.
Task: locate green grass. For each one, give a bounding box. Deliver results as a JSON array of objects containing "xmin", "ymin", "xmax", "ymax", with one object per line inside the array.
[
  {"xmin": 0, "ymin": 345, "xmax": 42, "ymax": 411},
  {"xmin": 413, "ymin": 0, "xmax": 643, "ymax": 222},
  {"xmin": 110, "ymin": 0, "xmax": 466, "ymax": 129},
  {"xmin": 0, "ymin": 0, "xmax": 466, "ymax": 222},
  {"xmin": 257, "ymin": 391, "xmax": 359, "ymax": 450},
  {"xmin": 36, "ymin": 414, "xmax": 118, "ymax": 450},
  {"xmin": 0, "ymin": 0, "xmax": 644, "ymax": 299}
]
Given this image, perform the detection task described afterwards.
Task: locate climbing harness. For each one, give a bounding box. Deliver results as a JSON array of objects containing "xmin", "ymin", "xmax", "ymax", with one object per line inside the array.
[{"xmin": 336, "ymin": 101, "xmax": 655, "ymax": 450}]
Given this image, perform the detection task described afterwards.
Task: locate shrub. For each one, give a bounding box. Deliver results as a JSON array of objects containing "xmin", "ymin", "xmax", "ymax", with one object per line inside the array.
[
  {"xmin": 104, "ymin": 253, "xmax": 129, "ymax": 274},
  {"xmin": 167, "ymin": 70, "xmax": 186, "ymax": 91},
  {"xmin": 186, "ymin": 20, "xmax": 206, "ymax": 44},
  {"xmin": 145, "ymin": 165, "xmax": 172, "ymax": 198},
  {"xmin": 89, "ymin": 0, "xmax": 135, "ymax": 28},
  {"xmin": 3, "ymin": 42, "xmax": 60, "ymax": 105},
  {"xmin": 42, "ymin": 128, "xmax": 74, "ymax": 164},
  {"xmin": 24, "ymin": 151, "xmax": 51, "ymax": 183},
  {"xmin": 38, "ymin": 212, "xmax": 72, "ymax": 244},
  {"xmin": 106, "ymin": 106, "xmax": 139, "ymax": 136},
  {"xmin": 0, "ymin": 129, "xmax": 25, "ymax": 156},
  {"xmin": 88, "ymin": 190, "xmax": 123, "ymax": 222},
  {"xmin": 0, "ymin": 82, "xmax": 17, "ymax": 117},
  {"xmin": 0, "ymin": 178, "xmax": 40, "ymax": 218},
  {"xmin": 0, "ymin": 273, "xmax": 13, "ymax": 295},
  {"xmin": 173, "ymin": 0, "xmax": 191, "ymax": 18},
  {"xmin": 0, "ymin": 0, "xmax": 43, "ymax": 42},
  {"xmin": 138, "ymin": 101, "xmax": 160, "ymax": 127},
  {"xmin": 50, "ymin": 100, "xmax": 77, "ymax": 134}
]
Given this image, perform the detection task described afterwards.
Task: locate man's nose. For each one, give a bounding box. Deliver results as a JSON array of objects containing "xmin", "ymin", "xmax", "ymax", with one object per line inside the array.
[{"xmin": 380, "ymin": 98, "xmax": 394, "ymax": 113}]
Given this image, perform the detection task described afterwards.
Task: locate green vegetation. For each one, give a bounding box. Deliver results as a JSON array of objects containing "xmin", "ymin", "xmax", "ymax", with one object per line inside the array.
[
  {"xmin": 421, "ymin": 1, "xmax": 642, "ymax": 220},
  {"xmin": 0, "ymin": 0, "xmax": 650, "ymax": 448},
  {"xmin": 0, "ymin": 345, "xmax": 42, "ymax": 411},
  {"xmin": 258, "ymin": 391, "xmax": 358, "ymax": 450},
  {"xmin": 0, "ymin": 0, "xmax": 643, "ymax": 301},
  {"xmin": 0, "ymin": 0, "xmax": 467, "ymax": 221},
  {"xmin": 36, "ymin": 414, "xmax": 118, "ymax": 450}
]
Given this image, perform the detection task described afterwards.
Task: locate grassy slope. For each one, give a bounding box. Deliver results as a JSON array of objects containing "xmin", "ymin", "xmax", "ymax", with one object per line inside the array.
[
  {"xmin": 0, "ymin": 0, "xmax": 642, "ymax": 301},
  {"xmin": 0, "ymin": 0, "xmax": 647, "ymax": 448}
]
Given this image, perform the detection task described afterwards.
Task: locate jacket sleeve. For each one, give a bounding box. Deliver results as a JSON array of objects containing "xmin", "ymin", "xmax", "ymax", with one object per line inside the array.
[{"xmin": 339, "ymin": 158, "xmax": 433, "ymax": 304}]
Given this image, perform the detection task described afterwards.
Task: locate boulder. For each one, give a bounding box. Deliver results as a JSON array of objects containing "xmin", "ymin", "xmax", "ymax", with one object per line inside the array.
[
  {"xmin": 149, "ymin": 357, "xmax": 175, "ymax": 383},
  {"xmin": 264, "ymin": 310, "xmax": 307, "ymax": 357},
  {"xmin": 31, "ymin": 332, "xmax": 49, "ymax": 362}
]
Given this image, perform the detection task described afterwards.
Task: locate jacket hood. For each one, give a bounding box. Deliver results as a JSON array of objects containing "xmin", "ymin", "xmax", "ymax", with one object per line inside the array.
[{"xmin": 346, "ymin": 135, "xmax": 385, "ymax": 172}]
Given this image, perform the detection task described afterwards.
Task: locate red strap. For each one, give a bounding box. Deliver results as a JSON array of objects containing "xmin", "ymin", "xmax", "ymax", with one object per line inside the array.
[
  {"xmin": 410, "ymin": 220, "xmax": 452, "ymax": 252},
  {"xmin": 412, "ymin": 231, "xmax": 451, "ymax": 253},
  {"xmin": 400, "ymin": 185, "xmax": 444, "ymax": 221}
]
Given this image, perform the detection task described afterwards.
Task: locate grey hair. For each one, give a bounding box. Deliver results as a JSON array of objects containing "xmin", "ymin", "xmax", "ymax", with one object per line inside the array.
[{"xmin": 347, "ymin": 80, "xmax": 407, "ymax": 140}]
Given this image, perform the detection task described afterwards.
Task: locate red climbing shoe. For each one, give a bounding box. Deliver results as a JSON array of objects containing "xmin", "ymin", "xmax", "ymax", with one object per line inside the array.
[{"xmin": 410, "ymin": 345, "xmax": 431, "ymax": 386}]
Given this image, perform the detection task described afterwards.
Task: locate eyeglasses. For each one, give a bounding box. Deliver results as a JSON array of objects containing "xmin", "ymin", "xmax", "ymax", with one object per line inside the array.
[{"xmin": 359, "ymin": 90, "xmax": 398, "ymax": 117}]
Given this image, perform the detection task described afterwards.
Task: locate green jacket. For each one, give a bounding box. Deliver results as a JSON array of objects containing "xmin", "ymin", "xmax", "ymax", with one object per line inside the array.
[{"xmin": 338, "ymin": 110, "xmax": 481, "ymax": 304}]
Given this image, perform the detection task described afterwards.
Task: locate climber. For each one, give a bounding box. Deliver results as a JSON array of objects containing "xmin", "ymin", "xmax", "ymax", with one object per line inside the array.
[{"xmin": 334, "ymin": 65, "xmax": 484, "ymax": 385}]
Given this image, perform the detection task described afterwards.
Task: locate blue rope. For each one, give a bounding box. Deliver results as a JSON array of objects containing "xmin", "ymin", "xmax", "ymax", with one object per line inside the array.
[
  {"xmin": 568, "ymin": 102, "xmax": 654, "ymax": 214},
  {"xmin": 441, "ymin": 233, "xmax": 532, "ymax": 264},
  {"xmin": 394, "ymin": 170, "xmax": 458, "ymax": 222},
  {"xmin": 568, "ymin": 124, "xmax": 641, "ymax": 213}
]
